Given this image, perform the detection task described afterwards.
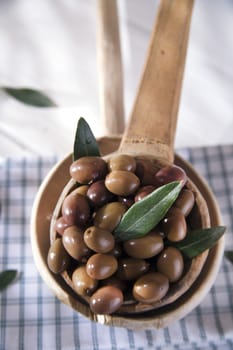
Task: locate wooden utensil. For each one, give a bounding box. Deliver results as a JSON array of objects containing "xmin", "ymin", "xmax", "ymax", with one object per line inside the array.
[
  {"xmin": 96, "ymin": 0, "xmax": 125, "ymax": 134},
  {"xmin": 31, "ymin": 0, "xmax": 224, "ymax": 328},
  {"xmin": 50, "ymin": 0, "xmax": 210, "ymax": 311}
]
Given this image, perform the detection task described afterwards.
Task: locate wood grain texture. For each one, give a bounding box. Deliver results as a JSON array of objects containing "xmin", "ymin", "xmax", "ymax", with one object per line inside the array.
[
  {"xmin": 96, "ymin": 0, "xmax": 125, "ymax": 134},
  {"xmin": 120, "ymin": 0, "xmax": 194, "ymax": 163}
]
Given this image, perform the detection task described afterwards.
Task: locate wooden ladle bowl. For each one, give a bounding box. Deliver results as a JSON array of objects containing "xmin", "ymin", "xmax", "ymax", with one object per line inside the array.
[{"xmin": 30, "ymin": 136, "xmax": 224, "ymax": 329}]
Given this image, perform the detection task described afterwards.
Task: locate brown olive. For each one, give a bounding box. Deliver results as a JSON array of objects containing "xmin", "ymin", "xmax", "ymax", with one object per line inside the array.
[
  {"xmin": 105, "ymin": 170, "xmax": 140, "ymax": 196},
  {"xmin": 70, "ymin": 157, "xmax": 107, "ymax": 184},
  {"xmin": 73, "ymin": 185, "xmax": 89, "ymax": 196},
  {"xmin": 89, "ymin": 286, "xmax": 123, "ymax": 314},
  {"xmin": 62, "ymin": 191, "xmax": 90, "ymax": 226},
  {"xmin": 117, "ymin": 258, "xmax": 149, "ymax": 280},
  {"xmin": 86, "ymin": 253, "xmax": 118, "ymax": 280},
  {"xmin": 87, "ymin": 180, "xmax": 114, "ymax": 207},
  {"xmin": 62, "ymin": 226, "xmax": 90, "ymax": 261},
  {"xmin": 161, "ymin": 207, "xmax": 187, "ymax": 242},
  {"xmin": 156, "ymin": 247, "xmax": 184, "ymax": 282},
  {"xmin": 72, "ymin": 266, "xmax": 98, "ymax": 296},
  {"xmin": 108, "ymin": 154, "xmax": 136, "ymax": 173},
  {"xmin": 55, "ymin": 216, "xmax": 70, "ymax": 235},
  {"xmin": 84, "ymin": 226, "xmax": 115, "ymax": 253},
  {"xmin": 155, "ymin": 165, "xmax": 187, "ymax": 187},
  {"xmin": 134, "ymin": 185, "xmax": 156, "ymax": 202},
  {"xmin": 94, "ymin": 202, "xmax": 126, "ymax": 231},
  {"xmin": 174, "ymin": 189, "xmax": 195, "ymax": 217},
  {"xmin": 47, "ymin": 238, "xmax": 70, "ymax": 274},
  {"xmin": 135, "ymin": 158, "xmax": 159, "ymax": 185},
  {"xmin": 101, "ymin": 276, "xmax": 126, "ymax": 292},
  {"xmin": 123, "ymin": 232, "xmax": 164, "ymax": 259},
  {"xmin": 133, "ymin": 272, "xmax": 169, "ymax": 303}
]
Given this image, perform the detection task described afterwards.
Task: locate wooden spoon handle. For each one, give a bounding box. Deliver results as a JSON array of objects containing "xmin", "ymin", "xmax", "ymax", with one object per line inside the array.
[
  {"xmin": 96, "ymin": 0, "xmax": 125, "ymax": 135},
  {"xmin": 120, "ymin": 0, "xmax": 194, "ymax": 162}
]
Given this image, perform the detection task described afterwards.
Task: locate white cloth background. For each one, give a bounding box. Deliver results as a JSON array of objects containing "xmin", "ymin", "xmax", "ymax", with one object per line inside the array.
[{"xmin": 0, "ymin": 0, "xmax": 232, "ymax": 157}]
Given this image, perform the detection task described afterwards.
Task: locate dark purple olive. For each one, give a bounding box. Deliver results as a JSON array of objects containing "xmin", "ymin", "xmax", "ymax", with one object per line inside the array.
[
  {"xmin": 118, "ymin": 196, "xmax": 134, "ymax": 208},
  {"xmin": 87, "ymin": 180, "xmax": 114, "ymax": 207},
  {"xmin": 135, "ymin": 158, "xmax": 159, "ymax": 185},
  {"xmin": 155, "ymin": 165, "xmax": 187, "ymax": 187},
  {"xmin": 62, "ymin": 191, "xmax": 90, "ymax": 226},
  {"xmin": 134, "ymin": 185, "xmax": 156, "ymax": 202},
  {"xmin": 70, "ymin": 157, "xmax": 107, "ymax": 184}
]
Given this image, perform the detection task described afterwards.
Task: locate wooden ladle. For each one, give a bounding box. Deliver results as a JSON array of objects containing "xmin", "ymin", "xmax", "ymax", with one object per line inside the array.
[
  {"xmin": 31, "ymin": 0, "xmax": 224, "ymax": 328},
  {"xmin": 49, "ymin": 0, "xmax": 212, "ymax": 313}
]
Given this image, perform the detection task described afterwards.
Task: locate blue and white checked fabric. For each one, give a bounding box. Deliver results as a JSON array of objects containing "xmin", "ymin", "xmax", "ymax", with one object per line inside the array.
[{"xmin": 0, "ymin": 145, "xmax": 233, "ymax": 350}]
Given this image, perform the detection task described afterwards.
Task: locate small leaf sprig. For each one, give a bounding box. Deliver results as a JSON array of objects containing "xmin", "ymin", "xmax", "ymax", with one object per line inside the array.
[
  {"xmin": 225, "ymin": 251, "xmax": 233, "ymax": 265},
  {"xmin": 72, "ymin": 118, "xmax": 226, "ymax": 259},
  {"xmin": 0, "ymin": 270, "xmax": 18, "ymax": 292},
  {"xmin": 1, "ymin": 87, "xmax": 57, "ymax": 107},
  {"xmin": 73, "ymin": 117, "xmax": 100, "ymax": 161}
]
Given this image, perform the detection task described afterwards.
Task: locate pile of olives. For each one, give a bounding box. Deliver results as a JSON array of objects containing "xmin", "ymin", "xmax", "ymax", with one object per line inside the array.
[{"xmin": 47, "ymin": 154, "xmax": 196, "ymax": 315}]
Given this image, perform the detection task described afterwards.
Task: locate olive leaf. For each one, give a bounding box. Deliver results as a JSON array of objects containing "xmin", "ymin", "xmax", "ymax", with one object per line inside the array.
[
  {"xmin": 171, "ymin": 226, "xmax": 226, "ymax": 259},
  {"xmin": 114, "ymin": 181, "xmax": 182, "ymax": 241},
  {"xmin": 225, "ymin": 251, "xmax": 233, "ymax": 264},
  {"xmin": 73, "ymin": 117, "xmax": 101, "ymax": 161},
  {"xmin": 0, "ymin": 270, "xmax": 18, "ymax": 292},
  {"xmin": 2, "ymin": 87, "xmax": 57, "ymax": 107}
]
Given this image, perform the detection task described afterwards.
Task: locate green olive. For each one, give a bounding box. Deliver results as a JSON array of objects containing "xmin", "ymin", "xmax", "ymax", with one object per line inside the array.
[
  {"xmin": 47, "ymin": 238, "xmax": 70, "ymax": 274},
  {"xmin": 133, "ymin": 272, "xmax": 169, "ymax": 303},
  {"xmin": 89, "ymin": 286, "xmax": 123, "ymax": 314},
  {"xmin": 156, "ymin": 247, "xmax": 184, "ymax": 282},
  {"xmin": 84, "ymin": 226, "xmax": 115, "ymax": 253},
  {"xmin": 105, "ymin": 170, "xmax": 140, "ymax": 196},
  {"xmin": 116, "ymin": 258, "xmax": 149, "ymax": 280},
  {"xmin": 108, "ymin": 154, "xmax": 136, "ymax": 172},
  {"xmin": 123, "ymin": 232, "xmax": 164, "ymax": 259},
  {"xmin": 72, "ymin": 266, "xmax": 98, "ymax": 297},
  {"xmin": 94, "ymin": 202, "xmax": 126, "ymax": 231},
  {"xmin": 62, "ymin": 226, "xmax": 90, "ymax": 261},
  {"xmin": 86, "ymin": 253, "xmax": 118, "ymax": 280}
]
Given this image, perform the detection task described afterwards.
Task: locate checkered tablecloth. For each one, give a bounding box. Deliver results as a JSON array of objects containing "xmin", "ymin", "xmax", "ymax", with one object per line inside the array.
[{"xmin": 0, "ymin": 145, "xmax": 233, "ymax": 350}]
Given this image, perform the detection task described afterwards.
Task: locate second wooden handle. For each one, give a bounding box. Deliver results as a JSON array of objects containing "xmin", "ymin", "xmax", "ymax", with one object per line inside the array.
[{"xmin": 120, "ymin": 0, "xmax": 194, "ymax": 162}]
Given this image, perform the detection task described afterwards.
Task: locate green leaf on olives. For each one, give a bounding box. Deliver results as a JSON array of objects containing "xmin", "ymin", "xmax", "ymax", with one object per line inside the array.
[
  {"xmin": 73, "ymin": 117, "xmax": 100, "ymax": 161},
  {"xmin": 171, "ymin": 226, "xmax": 226, "ymax": 258},
  {"xmin": 114, "ymin": 181, "xmax": 182, "ymax": 241}
]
